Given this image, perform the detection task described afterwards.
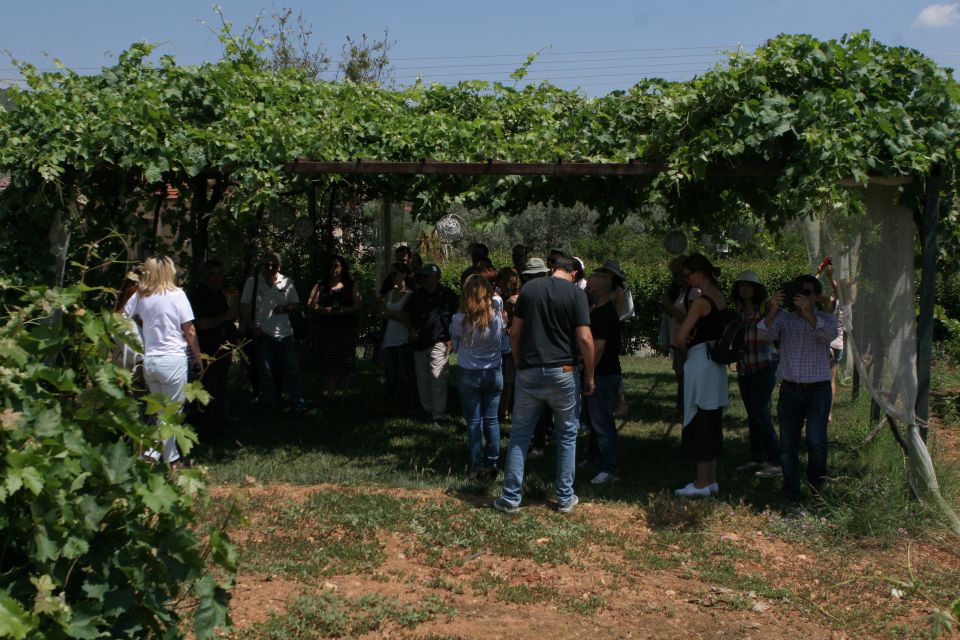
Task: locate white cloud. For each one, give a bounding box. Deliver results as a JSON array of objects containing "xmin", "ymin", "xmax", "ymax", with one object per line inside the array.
[{"xmin": 915, "ymin": 3, "xmax": 960, "ymax": 28}]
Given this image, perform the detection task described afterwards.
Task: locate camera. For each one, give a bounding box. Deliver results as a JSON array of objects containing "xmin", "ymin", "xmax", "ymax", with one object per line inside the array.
[{"xmin": 779, "ymin": 281, "xmax": 802, "ymax": 312}]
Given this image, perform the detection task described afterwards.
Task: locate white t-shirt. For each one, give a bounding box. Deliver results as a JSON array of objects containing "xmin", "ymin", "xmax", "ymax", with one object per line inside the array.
[
  {"xmin": 241, "ymin": 273, "xmax": 299, "ymax": 339},
  {"xmin": 382, "ymin": 289, "xmax": 412, "ymax": 348},
  {"xmin": 123, "ymin": 290, "xmax": 194, "ymax": 357}
]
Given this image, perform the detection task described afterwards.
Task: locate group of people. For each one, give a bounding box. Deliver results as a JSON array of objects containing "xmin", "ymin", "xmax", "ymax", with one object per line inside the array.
[
  {"xmin": 120, "ymin": 244, "xmax": 844, "ymax": 508},
  {"xmin": 664, "ymin": 254, "xmax": 843, "ymax": 503}
]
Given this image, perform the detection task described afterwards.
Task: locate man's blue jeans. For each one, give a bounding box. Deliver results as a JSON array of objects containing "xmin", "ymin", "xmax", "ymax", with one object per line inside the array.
[
  {"xmin": 777, "ymin": 380, "xmax": 831, "ymax": 500},
  {"xmin": 457, "ymin": 367, "xmax": 503, "ymax": 472},
  {"xmin": 738, "ymin": 364, "xmax": 780, "ymax": 465},
  {"xmin": 255, "ymin": 334, "xmax": 305, "ymax": 411},
  {"xmin": 501, "ymin": 367, "xmax": 579, "ymax": 507},
  {"xmin": 586, "ymin": 374, "xmax": 620, "ymax": 475}
]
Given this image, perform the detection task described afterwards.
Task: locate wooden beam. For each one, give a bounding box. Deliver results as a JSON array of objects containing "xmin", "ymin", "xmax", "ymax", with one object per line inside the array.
[{"xmin": 284, "ymin": 159, "xmax": 782, "ymax": 178}]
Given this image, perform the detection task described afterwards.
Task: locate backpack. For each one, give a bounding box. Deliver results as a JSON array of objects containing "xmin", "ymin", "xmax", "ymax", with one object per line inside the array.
[{"xmin": 703, "ymin": 297, "xmax": 746, "ymax": 365}]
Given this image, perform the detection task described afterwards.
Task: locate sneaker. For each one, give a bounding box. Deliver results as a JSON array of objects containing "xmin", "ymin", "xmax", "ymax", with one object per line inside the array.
[
  {"xmin": 591, "ymin": 471, "xmax": 619, "ymax": 485},
  {"xmin": 735, "ymin": 461, "xmax": 763, "ymax": 472},
  {"xmin": 557, "ymin": 495, "xmax": 579, "ymax": 513},
  {"xmin": 527, "ymin": 447, "xmax": 545, "ymax": 459},
  {"xmin": 492, "ymin": 497, "xmax": 518, "ymax": 514},
  {"xmin": 674, "ymin": 482, "xmax": 715, "ymax": 498},
  {"xmin": 755, "ymin": 464, "xmax": 783, "ymax": 479}
]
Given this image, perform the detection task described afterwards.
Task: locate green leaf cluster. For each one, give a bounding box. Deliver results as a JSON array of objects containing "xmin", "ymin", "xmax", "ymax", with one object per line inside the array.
[
  {"xmin": 0, "ymin": 284, "xmax": 235, "ymax": 639},
  {"xmin": 0, "ymin": 30, "xmax": 957, "ymax": 280}
]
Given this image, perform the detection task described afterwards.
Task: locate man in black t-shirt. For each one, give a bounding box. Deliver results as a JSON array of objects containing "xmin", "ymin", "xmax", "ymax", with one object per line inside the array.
[
  {"xmin": 584, "ymin": 272, "xmax": 622, "ymax": 485},
  {"xmin": 188, "ymin": 259, "xmax": 238, "ymax": 437},
  {"xmin": 405, "ymin": 264, "xmax": 459, "ymax": 422},
  {"xmin": 494, "ymin": 257, "xmax": 595, "ymax": 514}
]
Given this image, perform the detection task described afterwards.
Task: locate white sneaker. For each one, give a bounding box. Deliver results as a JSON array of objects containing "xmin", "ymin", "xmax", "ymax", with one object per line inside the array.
[
  {"xmin": 591, "ymin": 471, "xmax": 619, "ymax": 485},
  {"xmin": 735, "ymin": 461, "xmax": 763, "ymax": 472},
  {"xmin": 674, "ymin": 482, "xmax": 716, "ymax": 498}
]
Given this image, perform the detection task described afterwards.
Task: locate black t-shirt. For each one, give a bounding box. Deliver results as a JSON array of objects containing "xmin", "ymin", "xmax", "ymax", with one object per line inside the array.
[
  {"xmin": 405, "ymin": 285, "xmax": 459, "ymax": 350},
  {"xmin": 312, "ymin": 279, "xmax": 358, "ymax": 329},
  {"xmin": 590, "ymin": 301, "xmax": 621, "ymax": 376},
  {"xmin": 188, "ymin": 285, "xmax": 236, "ymax": 355},
  {"xmin": 514, "ymin": 276, "xmax": 591, "ymax": 369}
]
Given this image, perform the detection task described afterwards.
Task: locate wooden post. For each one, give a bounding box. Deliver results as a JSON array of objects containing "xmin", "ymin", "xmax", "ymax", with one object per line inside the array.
[
  {"xmin": 916, "ymin": 166, "xmax": 941, "ymax": 442},
  {"xmin": 379, "ymin": 198, "xmax": 393, "ymax": 287},
  {"xmin": 308, "ymin": 182, "xmax": 318, "ymax": 280}
]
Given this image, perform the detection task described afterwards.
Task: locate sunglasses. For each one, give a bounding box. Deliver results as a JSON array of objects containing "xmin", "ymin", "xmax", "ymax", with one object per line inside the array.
[{"xmin": 263, "ymin": 262, "xmax": 279, "ymax": 269}]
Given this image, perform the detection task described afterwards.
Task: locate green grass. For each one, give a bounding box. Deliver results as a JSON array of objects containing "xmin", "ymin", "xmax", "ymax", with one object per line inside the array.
[
  {"xmin": 197, "ymin": 353, "xmax": 960, "ymax": 638},
  {"xmin": 198, "ymin": 354, "xmax": 959, "ymax": 544},
  {"xmin": 237, "ymin": 592, "xmax": 454, "ymax": 639}
]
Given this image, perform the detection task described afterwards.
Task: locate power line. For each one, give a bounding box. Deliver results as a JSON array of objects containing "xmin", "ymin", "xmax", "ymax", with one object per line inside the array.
[
  {"xmin": 383, "ymin": 44, "xmax": 752, "ymax": 61},
  {"xmin": 391, "ymin": 62, "xmax": 718, "ymax": 81},
  {"xmin": 388, "ymin": 53, "xmax": 731, "ymax": 72}
]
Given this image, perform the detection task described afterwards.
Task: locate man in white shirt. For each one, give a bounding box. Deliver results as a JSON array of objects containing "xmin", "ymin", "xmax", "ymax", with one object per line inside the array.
[{"xmin": 240, "ymin": 251, "xmax": 307, "ymax": 414}]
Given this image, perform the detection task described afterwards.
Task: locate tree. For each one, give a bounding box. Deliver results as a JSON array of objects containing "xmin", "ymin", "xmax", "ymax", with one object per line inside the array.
[
  {"xmin": 338, "ymin": 30, "xmax": 393, "ymax": 85},
  {"xmin": 257, "ymin": 6, "xmax": 330, "ymax": 80}
]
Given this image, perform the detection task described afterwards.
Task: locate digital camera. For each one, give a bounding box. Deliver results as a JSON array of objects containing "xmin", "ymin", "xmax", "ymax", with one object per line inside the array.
[{"xmin": 779, "ymin": 281, "xmax": 803, "ymax": 312}]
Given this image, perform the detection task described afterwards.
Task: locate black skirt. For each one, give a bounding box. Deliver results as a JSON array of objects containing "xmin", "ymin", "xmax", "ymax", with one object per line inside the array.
[{"xmin": 680, "ymin": 407, "xmax": 723, "ymax": 462}]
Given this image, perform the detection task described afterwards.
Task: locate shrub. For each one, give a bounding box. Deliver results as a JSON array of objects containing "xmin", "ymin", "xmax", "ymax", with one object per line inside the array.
[{"xmin": 0, "ymin": 283, "xmax": 236, "ymax": 639}]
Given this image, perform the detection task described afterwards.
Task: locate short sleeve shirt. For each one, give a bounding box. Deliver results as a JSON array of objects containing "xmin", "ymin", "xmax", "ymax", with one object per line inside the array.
[
  {"xmin": 123, "ymin": 289, "xmax": 194, "ymax": 357},
  {"xmin": 590, "ymin": 301, "xmax": 621, "ymax": 376},
  {"xmin": 241, "ymin": 273, "xmax": 299, "ymax": 339},
  {"xmin": 405, "ymin": 285, "xmax": 459, "ymax": 350},
  {"xmin": 514, "ymin": 276, "xmax": 591, "ymax": 369}
]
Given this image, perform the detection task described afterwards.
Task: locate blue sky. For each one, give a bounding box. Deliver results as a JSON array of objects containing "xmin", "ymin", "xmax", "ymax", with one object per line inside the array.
[{"xmin": 2, "ymin": 1, "xmax": 960, "ymax": 95}]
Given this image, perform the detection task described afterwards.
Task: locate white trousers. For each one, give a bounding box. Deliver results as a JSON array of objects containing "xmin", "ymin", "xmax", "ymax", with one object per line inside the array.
[
  {"xmin": 414, "ymin": 342, "xmax": 450, "ymax": 420},
  {"xmin": 142, "ymin": 354, "xmax": 187, "ymax": 463}
]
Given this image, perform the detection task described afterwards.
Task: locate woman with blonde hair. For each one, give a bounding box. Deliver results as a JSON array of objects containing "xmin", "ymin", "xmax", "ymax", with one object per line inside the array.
[
  {"xmin": 450, "ymin": 275, "xmax": 507, "ymax": 480},
  {"xmin": 124, "ymin": 256, "xmax": 204, "ymax": 464}
]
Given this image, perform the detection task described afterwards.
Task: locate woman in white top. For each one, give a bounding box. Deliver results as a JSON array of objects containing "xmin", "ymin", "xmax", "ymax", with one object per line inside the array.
[
  {"xmin": 380, "ymin": 263, "xmax": 417, "ymax": 413},
  {"xmin": 123, "ymin": 256, "xmax": 203, "ymax": 463}
]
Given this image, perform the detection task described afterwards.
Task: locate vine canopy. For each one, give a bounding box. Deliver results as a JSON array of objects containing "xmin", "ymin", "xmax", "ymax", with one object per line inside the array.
[{"xmin": 0, "ymin": 30, "xmax": 958, "ymax": 276}]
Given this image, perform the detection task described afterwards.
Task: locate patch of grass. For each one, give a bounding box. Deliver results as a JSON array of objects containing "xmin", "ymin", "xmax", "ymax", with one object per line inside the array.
[
  {"xmin": 561, "ymin": 593, "xmax": 605, "ymax": 616},
  {"xmin": 241, "ymin": 492, "xmax": 410, "ymax": 578},
  {"xmin": 470, "ymin": 570, "xmax": 507, "ymax": 595},
  {"xmin": 426, "ymin": 574, "xmax": 465, "ymax": 594},
  {"xmin": 495, "ymin": 583, "xmax": 558, "ymax": 605},
  {"xmin": 409, "ymin": 501, "xmax": 598, "ymax": 565},
  {"xmin": 239, "ymin": 591, "xmax": 454, "ymax": 639}
]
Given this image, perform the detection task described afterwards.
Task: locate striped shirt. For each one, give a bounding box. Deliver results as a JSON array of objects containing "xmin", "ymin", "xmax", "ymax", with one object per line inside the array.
[{"xmin": 757, "ymin": 310, "xmax": 838, "ymax": 384}]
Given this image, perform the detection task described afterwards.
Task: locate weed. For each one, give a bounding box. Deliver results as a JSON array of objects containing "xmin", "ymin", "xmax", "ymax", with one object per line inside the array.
[
  {"xmin": 239, "ymin": 591, "xmax": 454, "ymax": 639},
  {"xmin": 496, "ymin": 583, "xmax": 558, "ymax": 605},
  {"xmin": 470, "ymin": 571, "xmax": 507, "ymax": 595}
]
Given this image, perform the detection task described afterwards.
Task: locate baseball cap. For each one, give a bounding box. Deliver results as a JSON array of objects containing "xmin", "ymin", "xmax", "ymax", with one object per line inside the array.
[{"xmin": 418, "ymin": 263, "xmax": 441, "ymax": 277}]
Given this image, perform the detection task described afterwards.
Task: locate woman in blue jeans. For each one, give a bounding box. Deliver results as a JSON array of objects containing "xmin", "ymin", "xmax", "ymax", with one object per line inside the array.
[
  {"xmin": 450, "ymin": 275, "xmax": 507, "ymax": 480},
  {"xmin": 730, "ymin": 271, "xmax": 781, "ymax": 478}
]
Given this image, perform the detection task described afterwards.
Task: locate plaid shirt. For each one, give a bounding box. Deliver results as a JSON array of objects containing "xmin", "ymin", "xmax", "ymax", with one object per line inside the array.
[
  {"xmin": 757, "ymin": 310, "xmax": 838, "ymax": 384},
  {"xmin": 737, "ymin": 310, "xmax": 778, "ymax": 377}
]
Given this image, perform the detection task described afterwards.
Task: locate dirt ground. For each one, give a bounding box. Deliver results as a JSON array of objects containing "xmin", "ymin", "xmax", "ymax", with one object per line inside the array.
[{"xmin": 214, "ymin": 484, "xmax": 960, "ymax": 640}]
